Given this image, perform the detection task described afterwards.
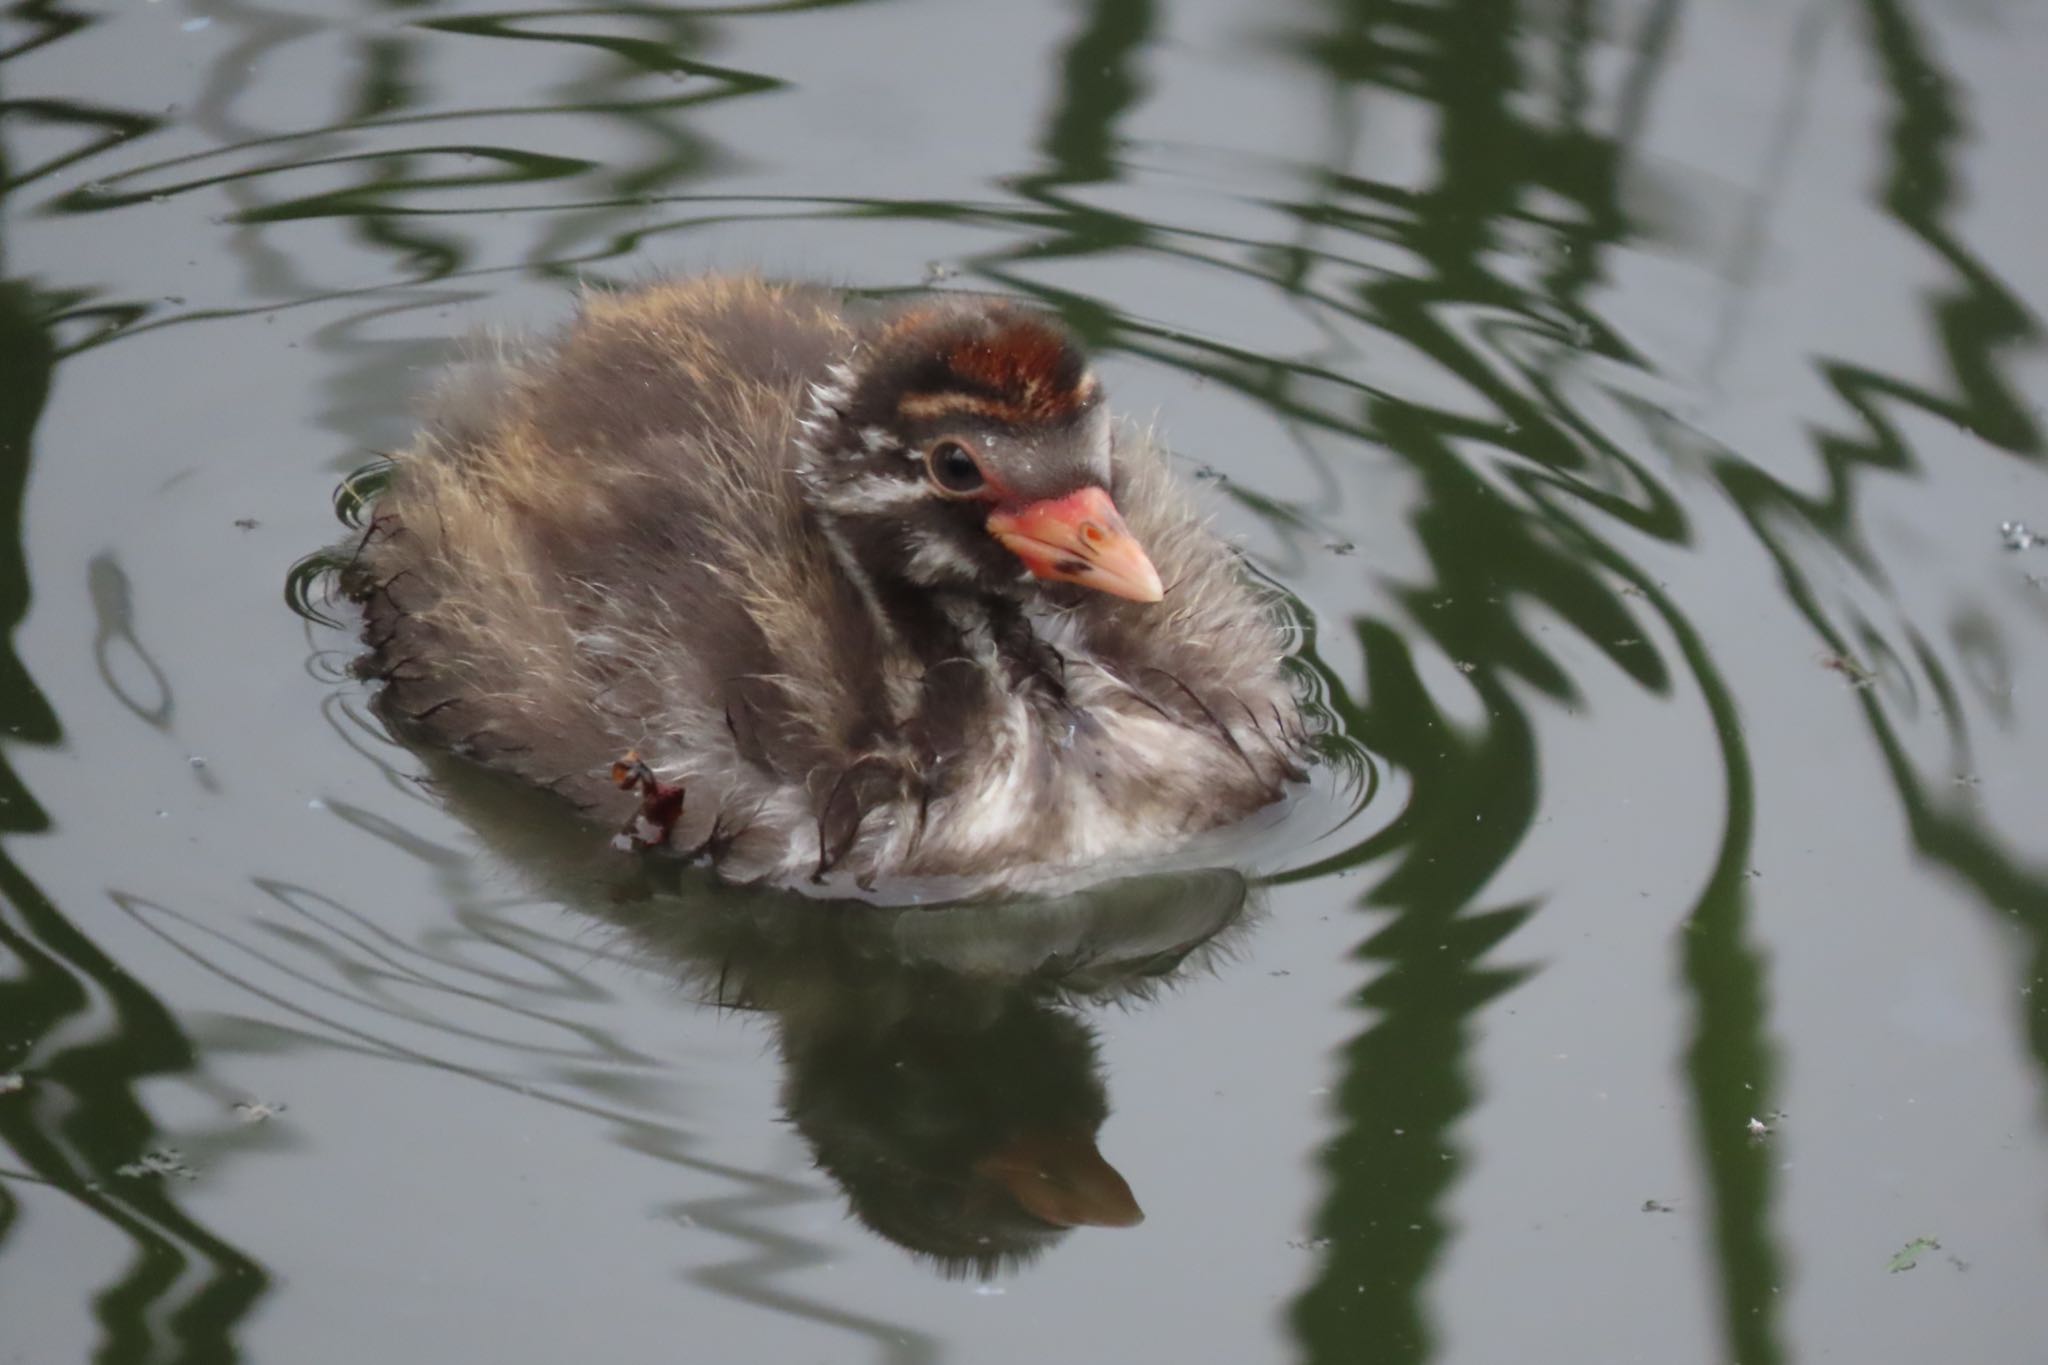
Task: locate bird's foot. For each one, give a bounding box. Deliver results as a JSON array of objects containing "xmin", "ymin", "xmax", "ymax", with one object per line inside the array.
[{"xmin": 610, "ymin": 752, "xmax": 685, "ymax": 851}]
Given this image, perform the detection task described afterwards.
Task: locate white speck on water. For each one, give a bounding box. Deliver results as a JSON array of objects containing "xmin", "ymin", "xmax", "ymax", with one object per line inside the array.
[
  {"xmin": 1746, "ymin": 1116, "xmax": 1771, "ymax": 1138},
  {"xmin": 2000, "ymin": 521, "xmax": 2040, "ymax": 551},
  {"xmin": 307, "ymin": 798, "xmax": 325, "ymax": 810},
  {"xmin": 973, "ymin": 1285, "xmax": 1006, "ymax": 1297},
  {"xmin": 116, "ymin": 1148, "xmax": 196, "ymax": 1181},
  {"xmin": 0, "ymin": 1073, "xmax": 23, "ymax": 1094}
]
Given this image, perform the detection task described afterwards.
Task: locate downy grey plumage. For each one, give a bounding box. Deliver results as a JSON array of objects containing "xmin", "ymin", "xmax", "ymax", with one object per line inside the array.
[{"xmin": 346, "ymin": 274, "xmax": 1308, "ymax": 898}]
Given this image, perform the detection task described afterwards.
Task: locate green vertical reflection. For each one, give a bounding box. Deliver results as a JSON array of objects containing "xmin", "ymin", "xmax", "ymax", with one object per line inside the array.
[
  {"xmin": 1271, "ymin": 0, "xmax": 1792, "ymax": 1361},
  {"xmin": 1288, "ymin": 617, "xmax": 1536, "ymax": 1362},
  {"xmin": 0, "ymin": 26, "xmax": 270, "ymax": 1362}
]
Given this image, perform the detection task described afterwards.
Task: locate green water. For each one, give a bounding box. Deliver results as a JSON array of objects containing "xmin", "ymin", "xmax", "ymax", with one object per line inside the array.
[{"xmin": 2, "ymin": 1, "xmax": 2045, "ymax": 1361}]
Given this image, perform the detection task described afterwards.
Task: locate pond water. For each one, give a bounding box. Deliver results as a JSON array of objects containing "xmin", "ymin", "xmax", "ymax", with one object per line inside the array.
[{"xmin": 3, "ymin": 0, "xmax": 2047, "ymax": 1361}]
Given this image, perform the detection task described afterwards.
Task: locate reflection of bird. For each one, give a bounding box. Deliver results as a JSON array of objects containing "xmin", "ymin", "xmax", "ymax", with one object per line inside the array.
[
  {"xmin": 428, "ymin": 751, "xmax": 1250, "ymax": 1278},
  {"xmin": 781, "ymin": 978, "xmax": 1140, "ymax": 1277},
  {"xmin": 347, "ymin": 275, "xmax": 1306, "ymax": 896},
  {"xmin": 638, "ymin": 866, "xmax": 1250, "ymax": 1277}
]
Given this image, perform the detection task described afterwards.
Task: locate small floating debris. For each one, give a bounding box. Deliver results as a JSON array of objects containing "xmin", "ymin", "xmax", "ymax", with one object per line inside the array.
[
  {"xmin": 1999, "ymin": 521, "xmax": 2040, "ymax": 551},
  {"xmin": 233, "ymin": 517, "xmax": 259, "ymax": 531},
  {"xmin": 116, "ymin": 1148, "xmax": 196, "ymax": 1181},
  {"xmin": 1324, "ymin": 540, "xmax": 1357, "ymax": 556},
  {"xmin": 0, "ymin": 1073, "xmax": 23, "ymax": 1095},
  {"xmin": 1641, "ymin": 1199, "xmax": 1676, "ymax": 1214},
  {"xmin": 1818, "ymin": 652, "xmax": 1875, "ymax": 687},
  {"xmin": 1745, "ymin": 1116, "xmax": 1772, "ymax": 1140},
  {"xmin": 233, "ymin": 1100, "xmax": 286, "ymax": 1124},
  {"xmin": 1887, "ymin": 1235, "xmax": 1940, "ymax": 1273}
]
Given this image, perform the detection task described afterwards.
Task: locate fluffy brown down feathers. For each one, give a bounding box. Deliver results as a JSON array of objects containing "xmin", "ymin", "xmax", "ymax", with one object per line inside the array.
[{"xmin": 348, "ymin": 276, "xmax": 1307, "ymax": 896}]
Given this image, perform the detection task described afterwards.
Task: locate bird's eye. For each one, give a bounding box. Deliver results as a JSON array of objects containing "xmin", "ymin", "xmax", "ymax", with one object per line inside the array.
[{"xmin": 926, "ymin": 440, "xmax": 986, "ymax": 495}]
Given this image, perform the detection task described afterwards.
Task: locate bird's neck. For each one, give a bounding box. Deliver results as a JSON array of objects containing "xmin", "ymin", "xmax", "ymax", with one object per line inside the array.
[{"xmin": 815, "ymin": 509, "xmax": 1067, "ymax": 729}]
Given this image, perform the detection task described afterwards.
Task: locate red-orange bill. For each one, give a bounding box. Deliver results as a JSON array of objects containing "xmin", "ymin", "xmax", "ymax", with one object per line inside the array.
[{"xmin": 986, "ymin": 486, "xmax": 1164, "ymax": 604}]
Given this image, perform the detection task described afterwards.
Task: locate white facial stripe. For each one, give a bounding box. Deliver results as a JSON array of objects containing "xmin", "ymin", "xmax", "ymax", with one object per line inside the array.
[
  {"xmin": 1080, "ymin": 402, "xmax": 1113, "ymax": 476},
  {"xmin": 804, "ymin": 378, "xmax": 850, "ymax": 420},
  {"xmin": 794, "ymin": 383, "xmax": 844, "ymax": 465},
  {"xmin": 819, "ymin": 476, "xmax": 932, "ymax": 516},
  {"xmin": 794, "ymin": 352, "xmax": 864, "ymax": 464},
  {"xmin": 903, "ymin": 529, "xmax": 981, "ymax": 584}
]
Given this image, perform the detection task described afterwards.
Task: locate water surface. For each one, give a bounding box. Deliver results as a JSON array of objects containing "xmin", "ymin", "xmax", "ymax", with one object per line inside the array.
[{"xmin": 3, "ymin": 0, "xmax": 2046, "ymax": 1361}]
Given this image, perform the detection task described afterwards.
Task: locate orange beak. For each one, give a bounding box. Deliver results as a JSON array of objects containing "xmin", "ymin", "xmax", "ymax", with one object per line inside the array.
[
  {"xmin": 985, "ymin": 486, "xmax": 1165, "ymax": 604},
  {"xmin": 973, "ymin": 1129, "xmax": 1144, "ymax": 1229}
]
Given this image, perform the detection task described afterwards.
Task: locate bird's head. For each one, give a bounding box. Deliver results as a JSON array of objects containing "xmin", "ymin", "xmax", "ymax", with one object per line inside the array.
[{"xmin": 796, "ymin": 301, "xmax": 1163, "ymax": 605}]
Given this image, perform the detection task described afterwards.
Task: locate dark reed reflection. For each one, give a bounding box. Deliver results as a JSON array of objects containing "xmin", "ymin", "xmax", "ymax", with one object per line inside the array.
[
  {"xmin": 0, "ymin": 21, "xmax": 269, "ymax": 1355},
  {"xmin": 1705, "ymin": 0, "xmax": 2048, "ymax": 1109},
  {"xmin": 1255, "ymin": 2, "xmax": 2047, "ymax": 1361},
  {"xmin": 1253, "ymin": 2, "xmax": 1778, "ymax": 1361}
]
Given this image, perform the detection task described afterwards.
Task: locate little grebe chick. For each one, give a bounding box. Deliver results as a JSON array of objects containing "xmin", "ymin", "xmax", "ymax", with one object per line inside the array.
[{"xmin": 347, "ymin": 275, "xmax": 1308, "ymax": 897}]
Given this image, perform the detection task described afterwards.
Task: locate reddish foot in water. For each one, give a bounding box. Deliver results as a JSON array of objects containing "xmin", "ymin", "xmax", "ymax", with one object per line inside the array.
[{"xmin": 610, "ymin": 752, "xmax": 684, "ymax": 850}]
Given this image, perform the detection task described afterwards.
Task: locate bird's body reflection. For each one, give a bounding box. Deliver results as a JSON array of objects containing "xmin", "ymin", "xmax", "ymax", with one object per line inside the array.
[{"xmin": 424, "ymin": 749, "xmax": 1251, "ymax": 1278}]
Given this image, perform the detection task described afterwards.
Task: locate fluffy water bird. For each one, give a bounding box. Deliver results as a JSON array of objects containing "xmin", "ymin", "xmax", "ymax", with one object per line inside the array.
[{"xmin": 345, "ymin": 275, "xmax": 1308, "ymax": 897}]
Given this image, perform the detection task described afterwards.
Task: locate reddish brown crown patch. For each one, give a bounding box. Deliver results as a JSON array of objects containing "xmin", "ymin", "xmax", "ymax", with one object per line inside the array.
[
  {"xmin": 875, "ymin": 303, "xmax": 1100, "ymax": 427},
  {"xmin": 945, "ymin": 317, "xmax": 1073, "ymax": 394},
  {"xmin": 894, "ymin": 315, "xmax": 1095, "ymax": 426}
]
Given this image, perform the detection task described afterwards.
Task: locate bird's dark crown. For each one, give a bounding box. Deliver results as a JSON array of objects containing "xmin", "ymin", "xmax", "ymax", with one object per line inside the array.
[
  {"xmin": 798, "ymin": 302, "xmax": 1104, "ymax": 476},
  {"xmin": 843, "ymin": 303, "xmax": 1098, "ymax": 431},
  {"xmin": 793, "ymin": 302, "xmax": 1123, "ymax": 602}
]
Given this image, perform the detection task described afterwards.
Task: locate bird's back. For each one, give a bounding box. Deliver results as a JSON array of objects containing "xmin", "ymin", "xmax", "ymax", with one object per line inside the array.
[{"xmin": 353, "ymin": 278, "xmax": 889, "ymax": 862}]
